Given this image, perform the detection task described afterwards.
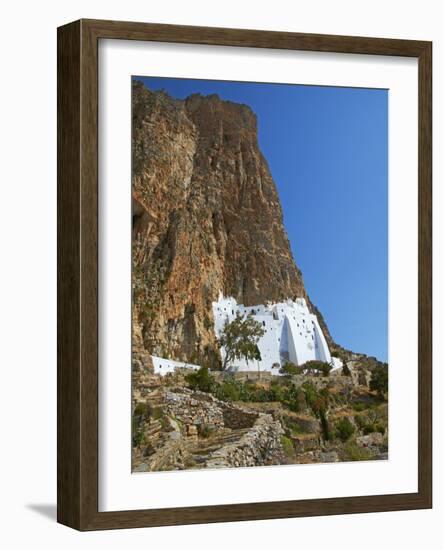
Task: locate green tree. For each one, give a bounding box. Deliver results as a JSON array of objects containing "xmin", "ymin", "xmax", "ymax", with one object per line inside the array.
[
  {"xmin": 217, "ymin": 313, "xmax": 265, "ymax": 370},
  {"xmin": 303, "ymin": 382, "xmax": 331, "ymax": 441},
  {"xmin": 369, "ymin": 364, "xmax": 388, "ymax": 398}
]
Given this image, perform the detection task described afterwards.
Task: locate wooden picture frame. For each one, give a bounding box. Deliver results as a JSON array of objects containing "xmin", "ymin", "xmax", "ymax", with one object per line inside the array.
[{"xmin": 57, "ymin": 18, "xmax": 432, "ymax": 530}]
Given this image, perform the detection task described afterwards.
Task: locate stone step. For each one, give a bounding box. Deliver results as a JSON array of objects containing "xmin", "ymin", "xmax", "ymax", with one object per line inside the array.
[{"xmin": 187, "ymin": 428, "xmax": 250, "ymax": 458}]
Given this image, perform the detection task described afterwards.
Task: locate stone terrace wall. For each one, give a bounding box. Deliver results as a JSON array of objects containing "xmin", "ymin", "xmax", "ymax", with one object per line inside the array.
[
  {"xmin": 162, "ymin": 388, "xmax": 284, "ymax": 468},
  {"xmin": 164, "ymin": 388, "xmax": 260, "ymax": 431},
  {"xmin": 164, "ymin": 389, "xmax": 225, "ymax": 431},
  {"xmin": 221, "ymin": 406, "xmax": 258, "ymax": 430},
  {"xmin": 165, "ymin": 388, "xmax": 283, "ymax": 468},
  {"xmin": 205, "ymin": 415, "xmax": 284, "ymax": 469}
]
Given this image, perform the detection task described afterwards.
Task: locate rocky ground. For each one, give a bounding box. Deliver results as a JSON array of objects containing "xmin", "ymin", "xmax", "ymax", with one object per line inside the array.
[{"xmin": 132, "ymin": 359, "xmax": 388, "ymax": 472}]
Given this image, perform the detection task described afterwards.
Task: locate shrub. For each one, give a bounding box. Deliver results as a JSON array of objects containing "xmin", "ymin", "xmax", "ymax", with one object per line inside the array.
[
  {"xmin": 374, "ymin": 423, "xmax": 386, "ymax": 435},
  {"xmin": 302, "ymin": 381, "xmax": 318, "ymax": 407},
  {"xmin": 343, "ymin": 442, "xmax": 372, "ymax": 461},
  {"xmin": 216, "ymin": 380, "xmax": 241, "ymax": 402},
  {"xmin": 279, "ymin": 361, "xmax": 303, "ymax": 376},
  {"xmin": 132, "ymin": 430, "xmax": 145, "ymax": 448},
  {"xmin": 281, "ymin": 435, "xmax": 295, "ymax": 457},
  {"xmin": 354, "ymin": 411, "xmax": 386, "ymax": 435},
  {"xmin": 268, "ymin": 381, "xmax": 286, "ymax": 402},
  {"xmin": 363, "ymin": 422, "xmax": 385, "ymax": 435},
  {"xmin": 133, "ymin": 402, "xmax": 151, "ymax": 418},
  {"xmin": 151, "ymin": 406, "xmax": 164, "ymax": 420},
  {"xmin": 238, "ymin": 381, "xmax": 257, "ymax": 402},
  {"xmin": 335, "ymin": 417, "xmax": 355, "ymax": 442},
  {"xmin": 370, "ymin": 364, "xmax": 388, "ymax": 398},
  {"xmin": 282, "ymin": 384, "xmax": 304, "ymax": 413},
  {"xmin": 354, "ymin": 414, "xmax": 367, "ymax": 430},
  {"xmin": 302, "ymin": 383, "xmax": 331, "ymax": 440},
  {"xmin": 132, "ymin": 402, "xmax": 153, "ymax": 448},
  {"xmin": 185, "ymin": 366, "xmax": 216, "ymax": 393},
  {"xmin": 283, "ymin": 417, "xmax": 308, "ymax": 435},
  {"xmin": 198, "ymin": 424, "xmax": 215, "ymax": 438},
  {"xmin": 342, "ymin": 363, "xmax": 351, "ymax": 377},
  {"xmin": 302, "ymin": 360, "xmax": 332, "ymax": 377}
]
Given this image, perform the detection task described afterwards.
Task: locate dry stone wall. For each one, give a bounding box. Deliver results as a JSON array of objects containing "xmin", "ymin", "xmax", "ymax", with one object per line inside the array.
[
  {"xmin": 157, "ymin": 388, "xmax": 284, "ymax": 469},
  {"xmin": 164, "ymin": 387, "xmax": 261, "ymax": 431},
  {"xmin": 205, "ymin": 415, "xmax": 284, "ymax": 469},
  {"xmin": 164, "ymin": 389, "xmax": 225, "ymax": 431}
]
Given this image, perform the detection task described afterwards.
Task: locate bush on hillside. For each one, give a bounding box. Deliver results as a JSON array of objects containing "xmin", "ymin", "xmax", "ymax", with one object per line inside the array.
[
  {"xmin": 185, "ymin": 366, "xmax": 216, "ymax": 393},
  {"xmin": 302, "ymin": 360, "xmax": 332, "ymax": 377},
  {"xmin": 369, "ymin": 364, "xmax": 388, "ymax": 398},
  {"xmin": 279, "ymin": 361, "xmax": 303, "ymax": 376},
  {"xmin": 334, "ymin": 417, "xmax": 355, "ymax": 442}
]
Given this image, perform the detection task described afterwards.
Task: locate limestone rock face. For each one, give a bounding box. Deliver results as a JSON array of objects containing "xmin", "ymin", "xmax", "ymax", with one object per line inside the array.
[{"xmin": 132, "ymin": 81, "xmax": 310, "ymax": 365}]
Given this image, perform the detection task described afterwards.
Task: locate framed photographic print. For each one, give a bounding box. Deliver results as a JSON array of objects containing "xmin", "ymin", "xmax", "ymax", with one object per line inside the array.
[{"xmin": 57, "ymin": 19, "xmax": 432, "ymax": 530}]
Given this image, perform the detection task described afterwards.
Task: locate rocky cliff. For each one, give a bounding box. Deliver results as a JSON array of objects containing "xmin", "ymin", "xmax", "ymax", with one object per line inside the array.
[{"xmin": 132, "ymin": 81, "xmax": 322, "ymax": 366}]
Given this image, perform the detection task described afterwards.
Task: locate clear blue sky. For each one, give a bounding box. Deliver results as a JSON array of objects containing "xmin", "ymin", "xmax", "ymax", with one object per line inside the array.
[{"xmin": 134, "ymin": 76, "xmax": 388, "ymax": 362}]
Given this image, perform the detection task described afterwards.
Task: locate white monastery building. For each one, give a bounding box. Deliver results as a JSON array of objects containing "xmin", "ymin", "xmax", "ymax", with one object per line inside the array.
[
  {"xmin": 212, "ymin": 293, "xmax": 342, "ymax": 375},
  {"xmin": 152, "ymin": 293, "xmax": 342, "ymax": 376},
  {"xmin": 151, "ymin": 355, "xmax": 200, "ymax": 376}
]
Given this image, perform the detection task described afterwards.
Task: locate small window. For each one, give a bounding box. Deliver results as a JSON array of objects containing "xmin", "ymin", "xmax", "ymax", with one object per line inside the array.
[
  {"xmin": 232, "ymin": 309, "xmax": 234, "ymax": 315},
  {"xmin": 262, "ymin": 321, "xmax": 266, "ymax": 326}
]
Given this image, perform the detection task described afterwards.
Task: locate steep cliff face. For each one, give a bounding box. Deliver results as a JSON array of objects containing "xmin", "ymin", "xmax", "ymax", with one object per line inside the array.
[{"xmin": 132, "ymin": 81, "xmax": 312, "ymax": 366}]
